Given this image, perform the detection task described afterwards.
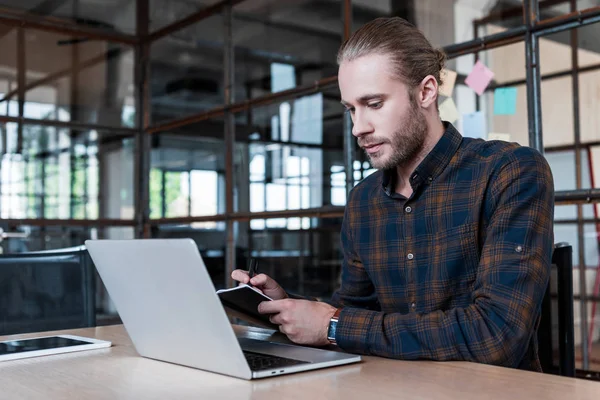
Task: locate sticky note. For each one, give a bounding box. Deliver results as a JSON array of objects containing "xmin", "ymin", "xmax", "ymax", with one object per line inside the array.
[
  {"xmin": 462, "ymin": 111, "xmax": 486, "ymax": 139},
  {"xmin": 493, "ymin": 87, "xmax": 518, "ymax": 115},
  {"xmin": 488, "ymin": 133, "xmax": 511, "ymax": 142},
  {"xmin": 439, "ymin": 69, "xmax": 458, "ymax": 97},
  {"xmin": 465, "ymin": 60, "xmax": 494, "ymax": 96},
  {"xmin": 439, "ymin": 98, "xmax": 459, "ymax": 123}
]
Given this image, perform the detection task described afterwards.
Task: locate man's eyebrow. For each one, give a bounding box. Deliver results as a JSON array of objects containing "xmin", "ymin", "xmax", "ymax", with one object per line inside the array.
[{"xmin": 340, "ymin": 94, "xmax": 387, "ymax": 107}]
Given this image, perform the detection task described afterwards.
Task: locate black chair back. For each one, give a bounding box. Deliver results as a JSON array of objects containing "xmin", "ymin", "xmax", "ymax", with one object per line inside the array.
[
  {"xmin": 0, "ymin": 248, "xmax": 96, "ymax": 336},
  {"xmin": 538, "ymin": 243, "xmax": 575, "ymax": 377}
]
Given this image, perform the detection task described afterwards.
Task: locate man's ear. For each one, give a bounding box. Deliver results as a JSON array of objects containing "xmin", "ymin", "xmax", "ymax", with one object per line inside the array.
[{"xmin": 417, "ymin": 75, "xmax": 439, "ymax": 109}]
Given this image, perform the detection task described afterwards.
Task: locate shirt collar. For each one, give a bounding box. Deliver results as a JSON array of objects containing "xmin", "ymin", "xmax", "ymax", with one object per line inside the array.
[{"xmin": 382, "ymin": 122, "xmax": 463, "ymax": 195}]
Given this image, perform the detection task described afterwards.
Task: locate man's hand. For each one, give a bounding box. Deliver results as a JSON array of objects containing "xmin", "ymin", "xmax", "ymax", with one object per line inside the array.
[
  {"xmin": 231, "ymin": 270, "xmax": 288, "ymax": 300},
  {"xmin": 258, "ymin": 299, "xmax": 338, "ymax": 346}
]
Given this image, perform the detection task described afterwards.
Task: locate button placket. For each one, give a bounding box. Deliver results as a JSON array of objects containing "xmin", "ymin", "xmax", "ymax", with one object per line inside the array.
[{"xmin": 403, "ymin": 192, "xmax": 417, "ymax": 316}]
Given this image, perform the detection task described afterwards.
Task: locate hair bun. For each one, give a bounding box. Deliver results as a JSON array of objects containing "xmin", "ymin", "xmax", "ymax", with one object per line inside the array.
[{"xmin": 436, "ymin": 49, "xmax": 447, "ymax": 72}]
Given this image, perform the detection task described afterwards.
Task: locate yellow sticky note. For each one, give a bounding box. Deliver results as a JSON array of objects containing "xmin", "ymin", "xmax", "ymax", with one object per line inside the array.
[
  {"xmin": 439, "ymin": 69, "xmax": 458, "ymax": 97},
  {"xmin": 488, "ymin": 132, "xmax": 511, "ymax": 142},
  {"xmin": 439, "ymin": 98, "xmax": 459, "ymax": 123}
]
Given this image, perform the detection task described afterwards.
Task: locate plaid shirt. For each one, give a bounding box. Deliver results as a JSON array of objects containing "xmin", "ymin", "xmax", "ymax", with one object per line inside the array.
[{"xmin": 330, "ymin": 122, "xmax": 554, "ymax": 371}]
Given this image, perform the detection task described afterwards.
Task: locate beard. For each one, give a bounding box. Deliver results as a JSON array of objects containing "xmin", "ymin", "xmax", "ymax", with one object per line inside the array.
[{"xmin": 362, "ymin": 96, "xmax": 428, "ymax": 170}]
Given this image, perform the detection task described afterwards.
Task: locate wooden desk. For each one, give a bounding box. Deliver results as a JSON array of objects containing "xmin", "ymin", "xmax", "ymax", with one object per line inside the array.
[{"xmin": 1, "ymin": 325, "xmax": 598, "ymax": 399}]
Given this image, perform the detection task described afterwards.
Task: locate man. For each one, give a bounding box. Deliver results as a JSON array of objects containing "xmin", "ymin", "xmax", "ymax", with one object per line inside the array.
[{"xmin": 232, "ymin": 17, "xmax": 554, "ymax": 371}]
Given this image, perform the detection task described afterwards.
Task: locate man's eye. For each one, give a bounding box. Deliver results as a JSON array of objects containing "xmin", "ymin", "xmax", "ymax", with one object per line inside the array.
[{"xmin": 368, "ymin": 102, "xmax": 382, "ymax": 109}]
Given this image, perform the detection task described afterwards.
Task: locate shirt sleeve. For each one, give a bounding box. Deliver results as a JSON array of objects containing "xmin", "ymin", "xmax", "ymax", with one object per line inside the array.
[
  {"xmin": 335, "ymin": 147, "xmax": 555, "ymax": 368},
  {"xmin": 329, "ymin": 190, "xmax": 380, "ymax": 311}
]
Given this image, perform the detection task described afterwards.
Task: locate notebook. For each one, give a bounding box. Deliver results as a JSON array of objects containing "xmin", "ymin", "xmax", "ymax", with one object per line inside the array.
[{"xmin": 217, "ymin": 285, "xmax": 279, "ymax": 330}]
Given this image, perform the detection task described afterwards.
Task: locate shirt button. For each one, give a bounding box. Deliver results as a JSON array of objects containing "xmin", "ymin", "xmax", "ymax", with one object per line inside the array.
[
  {"xmin": 516, "ymin": 245, "xmax": 523, "ymax": 253},
  {"xmin": 427, "ymin": 176, "xmax": 433, "ymax": 183},
  {"xmin": 405, "ymin": 206, "xmax": 412, "ymax": 213},
  {"xmin": 410, "ymin": 302, "xmax": 416, "ymax": 310},
  {"xmin": 407, "ymin": 253, "xmax": 414, "ymax": 260}
]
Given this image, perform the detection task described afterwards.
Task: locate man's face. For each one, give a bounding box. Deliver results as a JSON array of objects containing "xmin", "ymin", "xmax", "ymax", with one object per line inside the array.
[{"xmin": 338, "ymin": 53, "xmax": 427, "ymax": 170}]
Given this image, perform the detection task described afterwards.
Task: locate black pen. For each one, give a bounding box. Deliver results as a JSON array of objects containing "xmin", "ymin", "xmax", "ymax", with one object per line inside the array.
[{"xmin": 247, "ymin": 258, "xmax": 258, "ymax": 286}]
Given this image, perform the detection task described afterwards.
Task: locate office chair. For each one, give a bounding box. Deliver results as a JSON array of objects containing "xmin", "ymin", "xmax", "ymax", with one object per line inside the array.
[
  {"xmin": 0, "ymin": 247, "xmax": 96, "ymax": 336},
  {"xmin": 537, "ymin": 243, "xmax": 576, "ymax": 377}
]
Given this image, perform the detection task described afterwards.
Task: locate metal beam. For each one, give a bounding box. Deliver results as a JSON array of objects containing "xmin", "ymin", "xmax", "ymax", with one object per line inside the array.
[
  {"xmin": 533, "ymin": 5, "xmax": 600, "ymax": 36},
  {"xmin": 343, "ymin": 0, "xmax": 351, "ymax": 40},
  {"xmin": 524, "ymin": 0, "xmax": 544, "ymax": 152},
  {"xmin": 16, "ymin": 27, "xmax": 25, "ymax": 154},
  {"xmin": 567, "ymin": 295, "xmax": 600, "ymax": 302},
  {"xmin": 224, "ymin": 1, "xmax": 236, "ymax": 288},
  {"xmin": 487, "ymin": 62, "xmax": 600, "ymax": 91},
  {"xmin": 546, "ymin": 139, "xmax": 600, "ymax": 153},
  {"xmin": 0, "ymin": 0, "xmax": 74, "ymax": 41},
  {"xmin": 0, "ymin": 218, "xmax": 135, "ymax": 227},
  {"xmin": 473, "ymin": 21, "xmax": 481, "ymax": 113},
  {"xmin": 134, "ymin": 0, "xmax": 151, "ymax": 239},
  {"xmin": 160, "ymin": 169, "xmax": 166, "ymax": 218},
  {"xmin": 149, "ymin": 206, "xmax": 345, "ymax": 225},
  {"xmin": 0, "ymin": 115, "xmax": 138, "ymax": 135},
  {"xmin": 555, "ymin": 189, "xmax": 600, "ymax": 204},
  {"xmin": 443, "ymin": 26, "xmax": 528, "ymax": 58},
  {"xmin": 68, "ymin": 26, "xmax": 79, "ymax": 220},
  {"xmin": 554, "ymin": 218, "xmax": 600, "ymax": 224},
  {"xmin": 0, "ymin": 6, "xmax": 138, "ymax": 45},
  {"xmin": 570, "ymin": 0, "xmax": 589, "ymax": 370}
]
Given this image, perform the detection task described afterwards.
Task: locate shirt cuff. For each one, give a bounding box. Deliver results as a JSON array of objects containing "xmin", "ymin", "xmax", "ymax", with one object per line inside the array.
[{"xmin": 336, "ymin": 307, "xmax": 377, "ymax": 354}]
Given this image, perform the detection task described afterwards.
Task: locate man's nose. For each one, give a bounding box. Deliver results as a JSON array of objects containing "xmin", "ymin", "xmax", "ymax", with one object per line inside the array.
[{"xmin": 351, "ymin": 112, "xmax": 373, "ymax": 137}]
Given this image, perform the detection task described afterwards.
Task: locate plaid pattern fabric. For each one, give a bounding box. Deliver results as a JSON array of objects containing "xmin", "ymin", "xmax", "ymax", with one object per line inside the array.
[{"xmin": 330, "ymin": 123, "xmax": 554, "ymax": 371}]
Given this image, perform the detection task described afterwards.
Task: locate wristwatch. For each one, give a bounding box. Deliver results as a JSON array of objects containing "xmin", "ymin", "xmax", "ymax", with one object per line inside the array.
[{"xmin": 327, "ymin": 308, "xmax": 342, "ymax": 345}]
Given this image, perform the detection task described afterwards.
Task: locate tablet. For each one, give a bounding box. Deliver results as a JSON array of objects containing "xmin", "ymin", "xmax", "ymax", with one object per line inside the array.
[{"xmin": 0, "ymin": 334, "xmax": 112, "ymax": 362}]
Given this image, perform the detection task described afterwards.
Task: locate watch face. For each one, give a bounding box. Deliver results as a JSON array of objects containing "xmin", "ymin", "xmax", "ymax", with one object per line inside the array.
[{"xmin": 328, "ymin": 319, "xmax": 338, "ymax": 340}]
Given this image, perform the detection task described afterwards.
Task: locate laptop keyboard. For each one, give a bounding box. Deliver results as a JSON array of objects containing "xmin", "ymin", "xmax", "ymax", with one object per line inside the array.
[{"xmin": 243, "ymin": 350, "xmax": 309, "ymax": 371}]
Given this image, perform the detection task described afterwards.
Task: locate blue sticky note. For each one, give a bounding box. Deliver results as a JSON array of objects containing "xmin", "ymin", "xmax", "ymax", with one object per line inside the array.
[
  {"xmin": 493, "ymin": 87, "xmax": 518, "ymax": 115},
  {"xmin": 462, "ymin": 111, "xmax": 486, "ymax": 139}
]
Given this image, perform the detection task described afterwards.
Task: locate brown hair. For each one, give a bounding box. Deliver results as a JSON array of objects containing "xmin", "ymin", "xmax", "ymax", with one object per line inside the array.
[{"xmin": 337, "ymin": 17, "xmax": 447, "ymax": 90}]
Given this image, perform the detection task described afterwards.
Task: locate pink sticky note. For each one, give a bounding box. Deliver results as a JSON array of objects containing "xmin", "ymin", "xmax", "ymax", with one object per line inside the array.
[{"xmin": 465, "ymin": 60, "xmax": 494, "ymax": 96}]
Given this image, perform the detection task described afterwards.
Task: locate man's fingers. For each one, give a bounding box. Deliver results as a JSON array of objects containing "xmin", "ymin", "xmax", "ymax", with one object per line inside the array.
[
  {"xmin": 248, "ymin": 274, "xmax": 267, "ymax": 287},
  {"xmin": 231, "ymin": 269, "xmax": 250, "ymax": 284},
  {"xmin": 249, "ymin": 274, "xmax": 280, "ymax": 290},
  {"xmin": 258, "ymin": 299, "xmax": 289, "ymax": 314}
]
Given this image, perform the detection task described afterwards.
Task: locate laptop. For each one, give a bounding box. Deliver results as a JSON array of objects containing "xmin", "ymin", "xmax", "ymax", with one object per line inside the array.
[{"xmin": 85, "ymin": 238, "xmax": 361, "ymax": 380}]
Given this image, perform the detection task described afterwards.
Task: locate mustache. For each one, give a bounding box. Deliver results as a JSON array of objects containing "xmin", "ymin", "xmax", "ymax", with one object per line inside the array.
[{"xmin": 358, "ymin": 138, "xmax": 388, "ymax": 148}]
